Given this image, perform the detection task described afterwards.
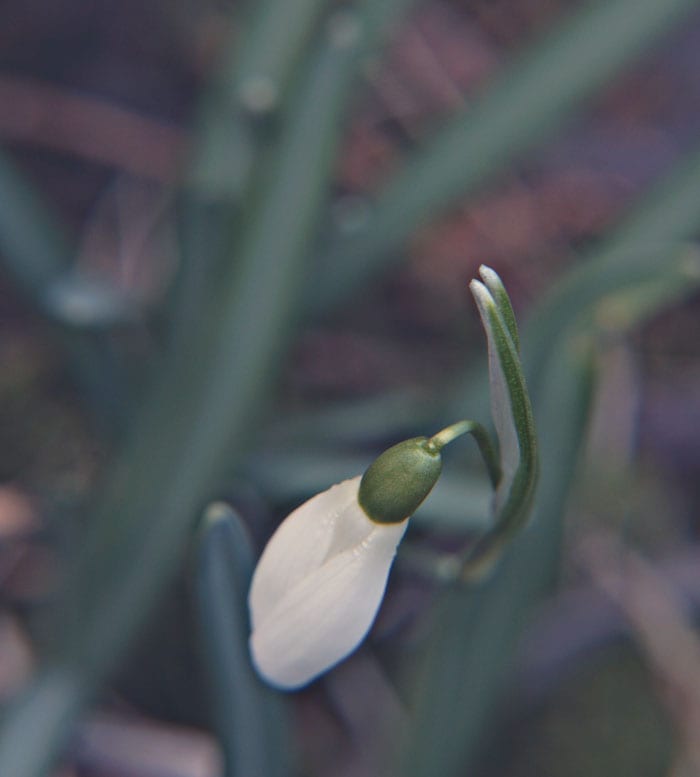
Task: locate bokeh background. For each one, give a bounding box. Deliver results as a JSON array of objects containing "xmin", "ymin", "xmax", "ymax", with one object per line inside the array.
[{"xmin": 1, "ymin": 1, "xmax": 700, "ymax": 776}]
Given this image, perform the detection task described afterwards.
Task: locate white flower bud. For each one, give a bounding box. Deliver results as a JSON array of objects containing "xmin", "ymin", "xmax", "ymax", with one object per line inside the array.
[{"xmin": 248, "ymin": 476, "xmax": 407, "ymax": 690}]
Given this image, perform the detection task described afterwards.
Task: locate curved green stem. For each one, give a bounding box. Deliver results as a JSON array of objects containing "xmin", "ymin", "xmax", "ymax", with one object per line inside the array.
[{"xmin": 427, "ymin": 420, "xmax": 501, "ymax": 489}]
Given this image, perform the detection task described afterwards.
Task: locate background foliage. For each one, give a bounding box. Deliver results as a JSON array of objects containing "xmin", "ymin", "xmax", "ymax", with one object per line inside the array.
[{"xmin": 0, "ymin": 1, "xmax": 700, "ymax": 775}]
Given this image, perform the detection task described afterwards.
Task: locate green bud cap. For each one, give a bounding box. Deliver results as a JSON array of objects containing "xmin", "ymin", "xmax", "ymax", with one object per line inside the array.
[{"xmin": 358, "ymin": 437, "xmax": 442, "ymax": 524}]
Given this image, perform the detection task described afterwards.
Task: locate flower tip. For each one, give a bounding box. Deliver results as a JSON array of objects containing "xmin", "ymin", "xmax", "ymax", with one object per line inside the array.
[
  {"xmin": 478, "ymin": 264, "xmax": 499, "ymax": 285},
  {"xmin": 249, "ymin": 633, "xmax": 314, "ymax": 692},
  {"xmin": 469, "ymin": 278, "xmax": 493, "ymax": 309}
]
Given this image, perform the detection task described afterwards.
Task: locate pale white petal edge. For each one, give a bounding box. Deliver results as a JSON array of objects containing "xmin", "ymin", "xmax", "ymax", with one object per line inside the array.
[{"xmin": 249, "ymin": 504, "xmax": 407, "ymax": 690}]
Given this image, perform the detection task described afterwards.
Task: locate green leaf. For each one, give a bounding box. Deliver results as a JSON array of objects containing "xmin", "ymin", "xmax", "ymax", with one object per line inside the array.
[
  {"xmin": 0, "ymin": 149, "xmax": 71, "ymax": 295},
  {"xmin": 196, "ymin": 504, "xmax": 290, "ymax": 777},
  {"xmin": 0, "ymin": 13, "xmax": 365, "ymax": 777},
  {"xmin": 189, "ymin": 0, "xmax": 333, "ymax": 200},
  {"xmin": 0, "ymin": 149, "xmax": 135, "ymax": 429},
  {"xmin": 0, "ymin": 669, "xmax": 85, "ymax": 777},
  {"xmin": 275, "ymin": 140, "xmax": 700, "ymax": 452},
  {"xmin": 312, "ymin": 0, "xmax": 699, "ymax": 313},
  {"xmin": 177, "ymin": 0, "xmax": 419, "ymax": 342},
  {"xmin": 591, "ymin": 245, "xmax": 700, "ymax": 333},
  {"xmin": 398, "ymin": 156, "xmax": 700, "ymax": 775},
  {"xmin": 524, "ymin": 144, "xmax": 700, "ymax": 396},
  {"xmin": 401, "ymin": 331, "xmax": 597, "ymax": 777},
  {"xmin": 457, "ymin": 268, "xmax": 538, "ymax": 577}
]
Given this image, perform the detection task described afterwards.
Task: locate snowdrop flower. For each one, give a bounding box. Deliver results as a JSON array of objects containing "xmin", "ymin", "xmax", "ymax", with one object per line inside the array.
[
  {"xmin": 248, "ymin": 438, "xmax": 442, "ymax": 690},
  {"xmin": 248, "ymin": 265, "xmax": 538, "ymax": 688}
]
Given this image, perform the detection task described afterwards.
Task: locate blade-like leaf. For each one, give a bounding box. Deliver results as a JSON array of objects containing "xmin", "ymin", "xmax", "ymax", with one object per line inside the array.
[
  {"xmin": 196, "ymin": 504, "xmax": 290, "ymax": 777},
  {"xmin": 401, "ymin": 330, "xmax": 597, "ymax": 777},
  {"xmin": 460, "ymin": 268, "xmax": 537, "ymax": 577},
  {"xmin": 0, "ymin": 12, "xmax": 365, "ymax": 777},
  {"xmin": 313, "ymin": 0, "xmax": 699, "ymax": 313}
]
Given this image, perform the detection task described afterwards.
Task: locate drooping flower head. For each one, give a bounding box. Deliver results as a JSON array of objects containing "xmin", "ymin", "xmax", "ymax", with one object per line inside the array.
[
  {"xmin": 248, "ymin": 439, "xmax": 442, "ymax": 690},
  {"xmin": 248, "ymin": 265, "xmax": 537, "ymax": 689}
]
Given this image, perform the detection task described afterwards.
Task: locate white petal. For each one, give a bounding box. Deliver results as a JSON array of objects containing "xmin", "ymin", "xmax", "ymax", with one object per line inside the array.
[
  {"xmin": 249, "ymin": 503, "xmax": 407, "ymax": 690},
  {"xmin": 249, "ymin": 476, "xmax": 362, "ymax": 629}
]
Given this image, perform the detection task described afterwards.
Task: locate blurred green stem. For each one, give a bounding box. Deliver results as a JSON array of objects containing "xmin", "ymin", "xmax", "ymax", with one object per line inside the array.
[
  {"xmin": 272, "ymin": 139, "xmax": 700, "ymax": 453},
  {"xmin": 0, "ymin": 11, "xmax": 364, "ymax": 777},
  {"xmin": 175, "ymin": 0, "xmax": 419, "ymax": 344},
  {"xmin": 401, "ymin": 332, "xmax": 598, "ymax": 777},
  {"xmin": 523, "ymin": 144, "xmax": 700, "ymax": 397},
  {"xmin": 428, "ymin": 419, "xmax": 500, "ymax": 488},
  {"xmin": 399, "ymin": 138, "xmax": 700, "ymax": 772},
  {"xmin": 196, "ymin": 505, "xmax": 290, "ymax": 777},
  {"xmin": 0, "ymin": 150, "xmax": 71, "ymax": 291},
  {"xmin": 0, "ymin": 149, "xmax": 133, "ymax": 431},
  {"xmin": 312, "ymin": 0, "xmax": 699, "ymax": 313}
]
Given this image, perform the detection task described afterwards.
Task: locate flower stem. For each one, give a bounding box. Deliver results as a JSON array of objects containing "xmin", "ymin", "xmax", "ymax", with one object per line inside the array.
[{"xmin": 427, "ymin": 420, "xmax": 501, "ymax": 488}]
